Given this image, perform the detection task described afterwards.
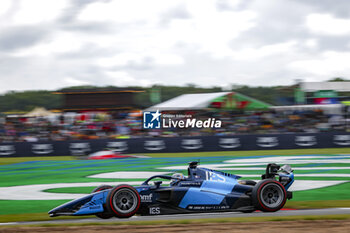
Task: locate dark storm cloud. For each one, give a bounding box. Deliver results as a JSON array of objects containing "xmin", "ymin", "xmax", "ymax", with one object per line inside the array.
[{"xmin": 0, "ymin": 25, "xmax": 50, "ymax": 51}]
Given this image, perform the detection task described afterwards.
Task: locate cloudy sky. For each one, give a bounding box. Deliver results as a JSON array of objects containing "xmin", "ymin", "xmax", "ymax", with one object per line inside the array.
[{"xmin": 1, "ymin": 0, "xmax": 350, "ymax": 93}]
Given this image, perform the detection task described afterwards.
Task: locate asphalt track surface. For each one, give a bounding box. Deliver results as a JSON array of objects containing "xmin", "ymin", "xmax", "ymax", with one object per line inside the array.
[{"xmin": 1, "ymin": 208, "xmax": 350, "ymax": 226}]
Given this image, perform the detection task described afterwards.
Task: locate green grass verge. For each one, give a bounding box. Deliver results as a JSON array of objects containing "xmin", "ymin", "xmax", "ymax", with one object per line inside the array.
[
  {"xmin": 0, "ymin": 156, "xmax": 75, "ymax": 165},
  {"xmin": 0, "ymin": 213, "xmax": 90, "ymax": 223},
  {"xmin": 292, "ymin": 182, "xmax": 350, "ymax": 201},
  {"xmin": 0, "ymin": 200, "xmax": 68, "ymax": 216},
  {"xmin": 285, "ymin": 200, "xmax": 350, "ymax": 209}
]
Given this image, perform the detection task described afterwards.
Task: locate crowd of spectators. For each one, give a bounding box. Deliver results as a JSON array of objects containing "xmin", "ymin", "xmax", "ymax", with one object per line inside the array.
[{"xmin": 0, "ymin": 109, "xmax": 347, "ymax": 142}]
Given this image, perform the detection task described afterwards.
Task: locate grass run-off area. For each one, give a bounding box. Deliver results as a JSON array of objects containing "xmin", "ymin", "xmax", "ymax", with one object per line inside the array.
[{"xmin": 0, "ymin": 147, "xmax": 349, "ymax": 223}]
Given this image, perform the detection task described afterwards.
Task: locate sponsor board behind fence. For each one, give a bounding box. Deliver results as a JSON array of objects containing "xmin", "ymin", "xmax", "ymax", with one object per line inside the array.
[{"xmin": 1, "ymin": 133, "xmax": 350, "ymax": 157}]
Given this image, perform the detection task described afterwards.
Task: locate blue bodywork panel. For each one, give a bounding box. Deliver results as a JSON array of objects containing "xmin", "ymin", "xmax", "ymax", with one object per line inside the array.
[
  {"xmin": 280, "ymin": 173, "xmax": 294, "ymax": 190},
  {"xmin": 179, "ymin": 180, "xmax": 236, "ymax": 208},
  {"xmin": 73, "ymin": 190, "xmax": 108, "ymax": 215}
]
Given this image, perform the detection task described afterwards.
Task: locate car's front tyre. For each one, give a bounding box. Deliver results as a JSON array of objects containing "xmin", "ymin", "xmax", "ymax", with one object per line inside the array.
[{"xmin": 106, "ymin": 185, "xmax": 141, "ymax": 218}]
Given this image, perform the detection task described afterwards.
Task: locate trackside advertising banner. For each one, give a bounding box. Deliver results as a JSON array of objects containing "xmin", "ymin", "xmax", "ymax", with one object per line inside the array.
[{"xmin": 1, "ymin": 133, "xmax": 350, "ymax": 157}]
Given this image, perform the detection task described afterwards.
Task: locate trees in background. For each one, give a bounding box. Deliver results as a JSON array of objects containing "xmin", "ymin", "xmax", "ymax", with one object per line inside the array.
[{"xmin": 0, "ymin": 90, "xmax": 62, "ymax": 113}]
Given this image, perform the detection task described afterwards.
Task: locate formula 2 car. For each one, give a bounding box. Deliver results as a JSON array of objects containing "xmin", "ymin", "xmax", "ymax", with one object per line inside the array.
[{"xmin": 49, "ymin": 162, "xmax": 294, "ymax": 218}]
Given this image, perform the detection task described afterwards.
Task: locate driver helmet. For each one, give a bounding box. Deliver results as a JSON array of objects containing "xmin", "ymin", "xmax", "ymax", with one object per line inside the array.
[{"xmin": 170, "ymin": 173, "xmax": 185, "ymax": 186}]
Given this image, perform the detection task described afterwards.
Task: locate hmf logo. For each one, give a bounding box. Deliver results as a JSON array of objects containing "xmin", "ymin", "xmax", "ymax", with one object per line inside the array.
[
  {"xmin": 143, "ymin": 110, "xmax": 161, "ymax": 129},
  {"xmin": 140, "ymin": 193, "xmax": 153, "ymax": 202}
]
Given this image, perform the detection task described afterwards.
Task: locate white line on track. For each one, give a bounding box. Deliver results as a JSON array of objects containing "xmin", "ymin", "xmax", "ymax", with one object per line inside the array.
[{"xmin": 0, "ymin": 222, "xmax": 17, "ymax": 225}]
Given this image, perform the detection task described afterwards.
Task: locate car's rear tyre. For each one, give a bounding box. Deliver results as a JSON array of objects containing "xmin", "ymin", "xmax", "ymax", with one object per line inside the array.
[
  {"xmin": 252, "ymin": 179, "xmax": 287, "ymax": 212},
  {"xmin": 91, "ymin": 185, "xmax": 114, "ymax": 219},
  {"xmin": 106, "ymin": 185, "xmax": 140, "ymax": 218}
]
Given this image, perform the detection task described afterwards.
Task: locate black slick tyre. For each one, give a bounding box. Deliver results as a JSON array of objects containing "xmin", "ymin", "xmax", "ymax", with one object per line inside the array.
[{"xmin": 106, "ymin": 185, "xmax": 141, "ymax": 218}]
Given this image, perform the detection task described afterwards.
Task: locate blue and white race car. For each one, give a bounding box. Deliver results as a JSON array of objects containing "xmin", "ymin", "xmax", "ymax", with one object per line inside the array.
[{"xmin": 49, "ymin": 162, "xmax": 294, "ymax": 218}]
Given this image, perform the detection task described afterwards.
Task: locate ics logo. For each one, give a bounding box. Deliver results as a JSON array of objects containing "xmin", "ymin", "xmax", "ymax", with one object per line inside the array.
[{"xmin": 143, "ymin": 110, "xmax": 161, "ymax": 129}]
